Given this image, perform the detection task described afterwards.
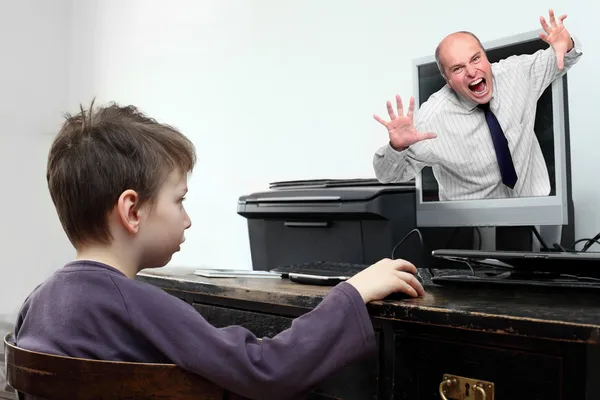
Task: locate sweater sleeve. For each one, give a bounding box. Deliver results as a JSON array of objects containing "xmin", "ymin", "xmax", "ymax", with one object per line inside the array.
[{"xmin": 120, "ymin": 280, "xmax": 376, "ymax": 400}]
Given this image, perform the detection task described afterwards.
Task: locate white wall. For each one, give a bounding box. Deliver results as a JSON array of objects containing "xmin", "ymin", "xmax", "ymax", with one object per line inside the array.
[
  {"xmin": 0, "ymin": 0, "xmax": 73, "ymax": 332},
  {"xmin": 67, "ymin": 0, "xmax": 599, "ymax": 271},
  {"xmin": 2, "ymin": 0, "xmax": 596, "ymax": 332}
]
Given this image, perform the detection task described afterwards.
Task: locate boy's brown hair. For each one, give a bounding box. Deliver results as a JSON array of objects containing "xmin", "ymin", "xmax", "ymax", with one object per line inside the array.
[{"xmin": 47, "ymin": 101, "xmax": 196, "ymax": 247}]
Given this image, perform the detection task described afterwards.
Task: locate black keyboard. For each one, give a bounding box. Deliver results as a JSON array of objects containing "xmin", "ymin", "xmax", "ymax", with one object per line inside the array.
[{"xmin": 271, "ymin": 261, "xmax": 369, "ymax": 278}]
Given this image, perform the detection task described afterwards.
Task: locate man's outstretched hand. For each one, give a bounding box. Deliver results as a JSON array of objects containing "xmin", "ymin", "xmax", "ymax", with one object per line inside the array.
[
  {"xmin": 539, "ymin": 8, "xmax": 574, "ymax": 70},
  {"xmin": 373, "ymin": 95, "xmax": 437, "ymax": 151}
]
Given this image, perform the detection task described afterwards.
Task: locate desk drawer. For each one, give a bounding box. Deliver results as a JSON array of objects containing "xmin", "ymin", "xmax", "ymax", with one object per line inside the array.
[{"xmin": 393, "ymin": 333, "xmax": 563, "ymax": 399}]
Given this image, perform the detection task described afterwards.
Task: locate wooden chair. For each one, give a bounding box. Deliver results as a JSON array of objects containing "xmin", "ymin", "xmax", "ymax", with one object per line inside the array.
[{"xmin": 4, "ymin": 333, "xmax": 227, "ymax": 399}]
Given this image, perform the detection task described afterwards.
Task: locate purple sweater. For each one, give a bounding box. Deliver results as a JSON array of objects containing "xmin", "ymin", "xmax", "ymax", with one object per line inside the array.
[{"xmin": 14, "ymin": 261, "xmax": 376, "ymax": 399}]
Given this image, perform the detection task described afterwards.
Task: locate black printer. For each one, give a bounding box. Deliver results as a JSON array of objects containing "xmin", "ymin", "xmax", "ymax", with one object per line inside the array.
[{"xmin": 237, "ymin": 179, "xmax": 471, "ymax": 272}]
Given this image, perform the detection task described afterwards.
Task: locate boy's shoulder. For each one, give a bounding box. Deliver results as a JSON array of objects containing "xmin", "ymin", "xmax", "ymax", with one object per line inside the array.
[
  {"xmin": 20, "ymin": 260, "xmax": 172, "ymax": 315},
  {"xmin": 14, "ymin": 260, "xmax": 184, "ymax": 361},
  {"xmin": 59, "ymin": 260, "xmax": 171, "ymax": 298},
  {"xmin": 16, "ymin": 260, "xmax": 181, "ymax": 333}
]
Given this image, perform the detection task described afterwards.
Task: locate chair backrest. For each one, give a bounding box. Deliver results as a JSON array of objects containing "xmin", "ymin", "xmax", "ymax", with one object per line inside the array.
[{"xmin": 4, "ymin": 333, "xmax": 226, "ymax": 400}]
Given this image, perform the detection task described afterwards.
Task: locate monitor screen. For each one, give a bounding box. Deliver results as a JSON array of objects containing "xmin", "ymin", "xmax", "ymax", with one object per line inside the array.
[{"xmin": 413, "ymin": 30, "xmax": 572, "ymax": 227}]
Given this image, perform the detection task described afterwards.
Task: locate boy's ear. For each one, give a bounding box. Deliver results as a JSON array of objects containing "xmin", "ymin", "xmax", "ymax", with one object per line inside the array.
[{"xmin": 117, "ymin": 189, "xmax": 142, "ymax": 234}]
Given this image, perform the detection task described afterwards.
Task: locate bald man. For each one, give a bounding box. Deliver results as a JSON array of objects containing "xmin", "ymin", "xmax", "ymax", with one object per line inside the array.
[{"xmin": 372, "ymin": 9, "xmax": 582, "ymax": 201}]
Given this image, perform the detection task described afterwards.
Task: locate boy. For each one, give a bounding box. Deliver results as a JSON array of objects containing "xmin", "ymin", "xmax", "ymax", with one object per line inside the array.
[{"xmin": 13, "ymin": 102, "xmax": 424, "ymax": 400}]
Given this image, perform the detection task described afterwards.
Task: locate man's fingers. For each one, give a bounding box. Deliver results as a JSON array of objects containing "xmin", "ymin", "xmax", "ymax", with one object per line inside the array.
[
  {"xmin": 406, "ymin": 96, "xmax": 415, "ymax": 119},
  {"xmin": 395, "ymin": 95, "xmax": 404, "ymax": 117},
  {"xmin": 420, "ymin": 132, "xmax": 438, "ymax": 141},
  {"xmin": 373, "ymin": 114, "xmax": 388, "ymax": 126},
  {"xmin": 549, "ymin": 8, "xmax": 556, "ymax": 26},
  {"xmin": 539, "ymin": 16, "xmax": 551, "ymax": 34},
  {"xmin": 539, "ymin": 31, "xmax": 549, "ymax": 43},
  {"xmin": 386, "ymin": 100, "xmax": 397, "ymax": 120},
  {"xmin": 558, "ymin": 14, "xmax": 567, "ymax": 24}
]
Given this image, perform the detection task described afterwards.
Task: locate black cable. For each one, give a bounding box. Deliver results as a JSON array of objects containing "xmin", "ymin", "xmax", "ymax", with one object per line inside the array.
[
  {"xmin": 582, "ymin": 232, "xmax": 600, "ymax": 252},
  {"xmin": 391, "ymin": 228, "xmax": 424, "ymax": 259},
  {"xmin": 572, "ymin": 238, "xmax": 591, "ymax": 247},
  {"xmin": 391, "ymin": 228, "xmax": 432, "ymax": 276},
  {"xmin": 543, "ymin": 234, "xmax": 600, "ymax": 253},
  {"xmin": 571, "ymin": 238, "xmax": 600, "ymax": 252},
  {"xmin": 553, "ymin": 243, "xmax": 568, "ymax": 252},
  {"xmin": 531, "ymin": 226, "xmax": 550, "ymax": 251},
  {"xmin": 464, "ymin": 260, "xmax": 476, "ymax": 276}
]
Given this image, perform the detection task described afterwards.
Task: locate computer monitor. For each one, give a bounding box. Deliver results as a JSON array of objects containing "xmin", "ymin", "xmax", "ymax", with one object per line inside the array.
[{"xmin": 412, "ymin": 30, "xmax": 573, "ymax": 233}]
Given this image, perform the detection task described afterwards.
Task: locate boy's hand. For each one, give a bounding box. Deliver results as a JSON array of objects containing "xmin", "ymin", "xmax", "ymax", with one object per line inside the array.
[{"xmin": 347, "ymin": 258, "xmax": 425, "ymax": 303}]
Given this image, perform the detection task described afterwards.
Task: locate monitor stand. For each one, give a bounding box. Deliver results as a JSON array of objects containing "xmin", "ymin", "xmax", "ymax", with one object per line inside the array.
[{"xmin": 478, "ymin": 225, "xmax": 565, "ymax": 252}]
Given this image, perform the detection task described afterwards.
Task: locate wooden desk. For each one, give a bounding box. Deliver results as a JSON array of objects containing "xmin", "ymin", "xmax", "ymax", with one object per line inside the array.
[{"xmin": 137, "ymin": 267, "xmax": 600, "ymax": 399}]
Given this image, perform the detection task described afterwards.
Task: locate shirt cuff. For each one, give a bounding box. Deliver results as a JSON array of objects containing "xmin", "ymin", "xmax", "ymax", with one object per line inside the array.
[
  {"xmin": 378, "ymin": 142, "xmax": 409, "ymax": 164},
  {"xmin": 566, "ymin": 35, "xmax": 582, "ymax": 57}
]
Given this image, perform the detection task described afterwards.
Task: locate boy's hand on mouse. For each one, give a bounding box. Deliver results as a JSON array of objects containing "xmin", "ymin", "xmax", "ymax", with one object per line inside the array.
[{"xmin": 347, "ymin": 258, "xmax": 425, "ymax": 303}]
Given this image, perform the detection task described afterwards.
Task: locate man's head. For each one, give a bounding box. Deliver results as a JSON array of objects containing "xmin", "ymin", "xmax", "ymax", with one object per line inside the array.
[
  {"xmin": 47, "ymin": 101, "xmax": 196, "ymax": 269},
  {"xmin": 435, "ymin": 31, "xmax": 493, "ymax": 104}
]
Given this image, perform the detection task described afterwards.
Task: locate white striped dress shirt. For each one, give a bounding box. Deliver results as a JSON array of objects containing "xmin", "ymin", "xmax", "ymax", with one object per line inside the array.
[{"xmin": 373, "ymin": 38, "xmax": 583, "ymax": 201}]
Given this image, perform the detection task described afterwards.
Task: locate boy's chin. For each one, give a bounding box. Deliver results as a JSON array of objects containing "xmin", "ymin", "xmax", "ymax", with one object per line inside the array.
[{"xmin": 142, "ymin": 254, "xmax": 175, "ymax": 270}]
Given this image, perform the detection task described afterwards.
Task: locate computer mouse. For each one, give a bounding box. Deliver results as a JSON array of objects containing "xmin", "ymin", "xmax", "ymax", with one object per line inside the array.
[{"xmin": 415, "ymin": 271, "xmax": 424, "ymax": 284}]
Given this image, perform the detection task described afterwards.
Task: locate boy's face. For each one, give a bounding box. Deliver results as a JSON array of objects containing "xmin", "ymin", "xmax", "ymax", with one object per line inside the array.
[{"xmin": 137, "ymin": 169, "xmax": 192, "ymax": 268}]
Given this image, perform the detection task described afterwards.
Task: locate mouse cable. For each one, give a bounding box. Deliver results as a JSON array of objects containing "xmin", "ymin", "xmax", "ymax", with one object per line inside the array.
[{"xmin": 391, "ymin": 228, "xmax": 432, "ymax": 277}]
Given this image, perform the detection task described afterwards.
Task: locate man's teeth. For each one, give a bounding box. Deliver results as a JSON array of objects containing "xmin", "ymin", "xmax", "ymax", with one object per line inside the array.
[{"xmin": 469, "ymin": 78, "xmax": 483, "ymax": 87}]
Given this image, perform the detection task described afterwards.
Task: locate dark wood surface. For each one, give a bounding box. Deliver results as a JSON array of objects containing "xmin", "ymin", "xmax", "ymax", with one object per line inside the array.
[
  {"xmin": 136, "ymin": 266, "xmax": 600, "ymax": 399},
  {"xmin": 137, "ymin": 266, "xmax": 600, "ymax": 344}
]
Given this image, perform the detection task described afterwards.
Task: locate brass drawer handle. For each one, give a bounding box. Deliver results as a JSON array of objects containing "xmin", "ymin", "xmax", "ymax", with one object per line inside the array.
[
  {"xmin": 439, "ymin": 374, "xmax": 494, "ymax": 400},
  {"xmin": 439, "ymin": 377, "xmax": 455, "ymax": 399},
  {"xmin": 475, "ymin": 385, "xmax": 487, "ymax": 399}
]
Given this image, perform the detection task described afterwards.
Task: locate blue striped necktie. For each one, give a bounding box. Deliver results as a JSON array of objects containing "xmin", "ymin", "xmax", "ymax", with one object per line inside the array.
[{"xmin": 478, "ymin": 103, "xmax": 518, "ymax": 189}]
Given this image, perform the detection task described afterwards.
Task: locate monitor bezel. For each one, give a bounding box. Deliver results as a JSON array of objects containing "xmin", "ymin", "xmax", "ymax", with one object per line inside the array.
[{"xmin": 412, "ymin": 29, "xmax": 569, "ymax": 227}]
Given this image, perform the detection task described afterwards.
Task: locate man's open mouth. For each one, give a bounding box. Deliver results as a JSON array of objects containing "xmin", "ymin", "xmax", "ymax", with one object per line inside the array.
[{"xmin": 468, "ymin": 78, "xmax": 487, "ymax": 95}]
